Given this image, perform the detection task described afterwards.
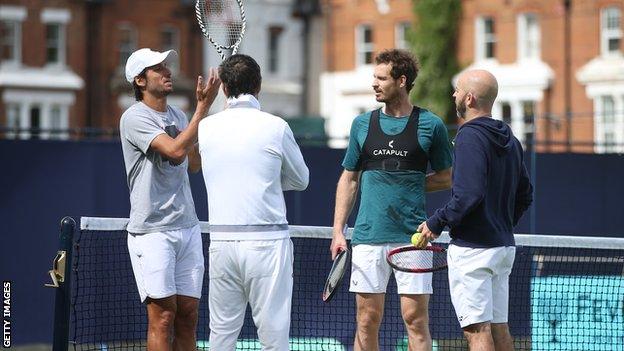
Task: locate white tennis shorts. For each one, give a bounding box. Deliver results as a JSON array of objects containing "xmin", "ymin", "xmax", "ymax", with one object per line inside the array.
[
  {"xmin": 127, "ymin": 224, "xmax": 204, "ymax": 303},
  {"xmin": 447, "ymin": 245, "xmax": 515, "ymax": 328},
  {"xmin": 350, "ymin": 244, "xmax": 433, "ymax": 295}
]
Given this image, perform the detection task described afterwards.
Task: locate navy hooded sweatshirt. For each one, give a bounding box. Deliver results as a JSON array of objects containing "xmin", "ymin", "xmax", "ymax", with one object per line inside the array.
[{"xmin": 426, "ymin": 116, "xmax": 533, "ymax": 248}]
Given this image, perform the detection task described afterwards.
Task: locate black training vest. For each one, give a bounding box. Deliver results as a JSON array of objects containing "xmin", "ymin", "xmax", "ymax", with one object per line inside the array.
[{"xmin": 359, "ymin": 107, "xmax": 428, "ymax": 172}]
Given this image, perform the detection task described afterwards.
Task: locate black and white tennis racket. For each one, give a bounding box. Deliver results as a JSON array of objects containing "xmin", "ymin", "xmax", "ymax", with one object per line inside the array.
[
  {"xmin": 195, "ymin": 0, "xmax": 246, "ymax": 60},
  {"xmin": 386, "ymin": 245, "xmax": 447, "ymax": 273},
  {"xmin": 322, "ymin": 248, "xmax": 350, "ymax": 302}
]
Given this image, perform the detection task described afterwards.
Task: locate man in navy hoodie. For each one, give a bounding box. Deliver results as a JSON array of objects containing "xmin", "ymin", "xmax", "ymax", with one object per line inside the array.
[{"xmin": 419, "ymin": 69, "xmax": 533, "ymax": 351}]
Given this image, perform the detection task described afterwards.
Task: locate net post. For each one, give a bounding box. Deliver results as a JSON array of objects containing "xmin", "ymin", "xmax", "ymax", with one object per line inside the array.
[{"xmin": 51, "ymin": 216, "xmax": 75, "ymax": 351}]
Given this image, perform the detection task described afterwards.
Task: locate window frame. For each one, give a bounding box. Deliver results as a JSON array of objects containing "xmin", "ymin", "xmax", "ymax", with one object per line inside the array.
[
  {"xmin": 118, "ymin": 24, "xmax": 138, "ymax": 70},
  {"xmin": 268, "ymin": 25, "xmax": 284, "ymax": 74},
  {"xmin": 355, "ymin": 23, "xmax": 374, "ymax": 66},
  {"xmin": 395, "ymin": 21, "xmax": 411, "ymax": 51},
  {"xmin": 40, "ymin": 8, "xmax": 70, "ymax": 67},
  {"xmin": 594, "ymin": 95, "xmax": 624, "ymax": 153},
  {"xmin": 518, "ymin": 13, "xmax": 540, "ymax": 60},
  {"xmin": 0, "ymin": 6, "xmax": 27, "ymax": 66},
  {"xmin": 475, "ymin": 16, "xmax": 496, "ymax": 60},
  {"xmin": 601, "ymin": 6, "xmax": 622, "ymax": 56}
]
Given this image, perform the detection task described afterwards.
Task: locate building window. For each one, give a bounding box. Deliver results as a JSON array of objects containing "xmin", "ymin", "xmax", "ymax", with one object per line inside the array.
[
  {"xmin": 160, "ymin": 26, "xmax": 179, "ymax": 72},
  {"xmin": 0, "ymin": 20, "xmax": 19, "ymax": 64},
  {"xmin": 395, "ymin": 22, "xmax": 411, "ymax": 50},
  {"xmin": 4, "ymin": 103, "xmax": 21, "ymax": 139},
  {"xmin": 268, "ymin": 26, "xmax": 283, "ymax": 73},
  {"xmin": 40, "ymin": 8, "xmax": 70, "ymax": 66},
  {"xmin": 45, "ymin": 23, "xmax": 65, "ymax": 65},
  {"xmin": 601, "ymin": 7, "xmax": 622, "ymax": 56},
  {"xmin": 3, "ymin": 90, "xmax": 73, "ymax": 140},
  {"xmin": 0, "ymin": 6, "xmax": 26, "ymax": 65},
  {"xmin": 518, "ymin": 13, "xmax": 540, "ymax": 60},
  {"xmin": 522, "ymin": 101, "xmax": 536, "ymax": 149},
  {"xmin": 595, "ymin": 95, "xmax": 624, "ymax": 153},
  {"xmin": 119, "ymin": 25, "xmax": 137, "ymax": 69},
  {"xmin": 161, "ymin": 26, "xmax": 179, "ymax": 52},
  {"xmin": 502, "ymin": 102, "xmax": 512, "ymax": 125},
  {"xmin": 476, "ymin": 16, "xmax": 496, "ymax": 60},
  {"xmin": 356, "ymin": 24, "xmax": 374, "ymax": 66}
]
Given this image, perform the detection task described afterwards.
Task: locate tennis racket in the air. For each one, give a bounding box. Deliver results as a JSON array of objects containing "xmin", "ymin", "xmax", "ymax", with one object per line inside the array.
[
  {"xmin": 195, "ymin": 0, "xmax": 246, "ymax": 60},
  {"xmin": 386, "ymin": 245, "xmax": 447, "ymax": 273},
  {"xmin": 322, "ymin": 248, "xmax": 350, "ymax": 302}
]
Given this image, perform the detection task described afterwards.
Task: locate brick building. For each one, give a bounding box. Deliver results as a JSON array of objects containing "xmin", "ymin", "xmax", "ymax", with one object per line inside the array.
[
  {"xmin": 320, "ymin": 0, "xmax": 624, "ymax": 152},
  {"xmin": 320, "ymin": 0, "xmax": 413, "ymax": 147},
  {"xmin": 0, "ymin": 0, "xmax": 202, "ymax": 139},
  {"xmin": 459, "ymin": 0, "xmax": 624, "ymax": 153}
]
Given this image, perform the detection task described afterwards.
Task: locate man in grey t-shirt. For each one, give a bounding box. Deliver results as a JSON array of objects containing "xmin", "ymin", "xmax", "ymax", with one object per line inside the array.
[{"xmin": 120, "ymin": 48, "xmax": 220, "ymax": 351}]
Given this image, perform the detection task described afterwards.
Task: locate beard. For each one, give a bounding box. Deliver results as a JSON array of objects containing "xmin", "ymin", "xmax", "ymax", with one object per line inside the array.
[{"xmin": 456, "ymin": 95, "xmax": 467, "ymax": 119}]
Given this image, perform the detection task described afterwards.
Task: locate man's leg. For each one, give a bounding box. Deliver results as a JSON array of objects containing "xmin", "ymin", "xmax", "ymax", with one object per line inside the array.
[
  {"xmin": 173, "ymin": 296, "xmax": 200, "ymax": 351},
  {"xmin": 247, "ymin": 239, "xmax": 293, "ymax": 351},
  {"xmin": 490, "ymin": 248, "xmax": 515, "ymax": 351},
  {"xmin": 209, "ymin": 241, "xmax": 247, "ymax": 351},
  {"xmin": 491, "ymin": 323, "xmax": 513, "ymax": 350},
  {"xmin": 146, "ymin": 296, "xmax": 177, "ymax": 351},
  {"xmin": 354, "ymin": 293, "xmax": 385, "ymax": 351},
  {"xmin": 463, "ymin": 322, "xmax": 495, "ymax": 351},
  {"xmin": 399, "ymin": 294, "xmax": 431, "ymax": 351},
  {"xmin": 173, "ymin": 225, "xmax": 204, "ymax": 350}
]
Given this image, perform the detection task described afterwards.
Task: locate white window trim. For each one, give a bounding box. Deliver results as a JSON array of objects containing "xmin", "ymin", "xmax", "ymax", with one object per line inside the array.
[
  {"xmin": 395, "ymin": 21, "xmax": 411, "ymax": 51},
  {"xmin": 0, "ymin": 6, "xmax": 27, "ymax": 21},
  {"xmin": 492, "ymin": 99, "xmax": 539, "ymax": 147},
  {"xmin": 161, "ymin": 25, "xmax": 180, "ymax": 73},
  {"xmin": 44, "ymin": 22, "xmax": 67, "ymax": 67},
  {"xmin": 518, "ymin": 13, "xmax": 540, "ymax": 61},
  {"xmin": 118, "ymin": 24, "xmax": 138, "ymax": 70},
  {"xmin": 1, "ymin": 6, "xmax": 26, "ymax": 67},
  {"xmin": 594, "ymin": 95, "xmax": 624, "ymax": 153},
  {"xmin": 601, "ymin": 7, "xmax": 622, "ymax": 57},
  {"xmin": 475, "ymin": 16, "xmax": 496, "ymax": 61},
  {"xmin": 161, "ymin": 25, "xmax": 180, "ymax": 51},
  {"xmin": 3, "ymin": 89, "xmax": 74, "ymax": 140},
  {"xmin": 40, "ymin": 8, "xmax": 71, "ymax": 24},
  {"xmin": 355, "ymin": 24, "xmax": 374, "ymax": 66}
]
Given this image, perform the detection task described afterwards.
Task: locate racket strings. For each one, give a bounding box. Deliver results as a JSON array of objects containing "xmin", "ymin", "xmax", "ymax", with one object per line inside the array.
[
  {"xmin": 327, "ymin": 257, "xmax": 347, "ymax": 288},
  {"xmin": 389, "ymin": 250, "xmax": 445, "ymax": 270},
  {"xmin": 197, "ymin": 0, "xmax": 245, "ymax": 49}
]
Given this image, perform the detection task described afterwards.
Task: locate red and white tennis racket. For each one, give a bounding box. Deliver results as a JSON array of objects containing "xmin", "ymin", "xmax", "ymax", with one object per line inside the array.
[{"xmin": 386, "ymin": 245, "xmax": 447, "ymax": 273}]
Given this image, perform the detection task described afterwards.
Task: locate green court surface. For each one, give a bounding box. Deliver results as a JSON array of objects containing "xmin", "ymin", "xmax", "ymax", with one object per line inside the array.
[{"xmin": 197, "ymin": 337, "xmax": 346, "ymax": 350}]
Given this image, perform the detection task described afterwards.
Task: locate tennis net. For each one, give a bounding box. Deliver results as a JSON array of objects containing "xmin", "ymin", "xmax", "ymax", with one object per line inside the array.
[{"xmin": 53, "ymin": 217, "xmax": 624, "ymax": 350}]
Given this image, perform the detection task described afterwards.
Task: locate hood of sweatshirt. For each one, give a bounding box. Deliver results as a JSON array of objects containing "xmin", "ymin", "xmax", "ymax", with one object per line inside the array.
[{"xmin": 460, "ymin": 116, "xmax": 513, "ymax": 155}]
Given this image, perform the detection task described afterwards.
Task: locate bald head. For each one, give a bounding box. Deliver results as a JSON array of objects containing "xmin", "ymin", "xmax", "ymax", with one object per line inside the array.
[{"xmin": 457, "ymin": 69, "xmax": 498, "ymax": 110}]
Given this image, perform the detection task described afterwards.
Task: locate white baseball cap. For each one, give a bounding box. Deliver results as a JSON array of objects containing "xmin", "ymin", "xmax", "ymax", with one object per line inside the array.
[{"xmin": 125, "ymin": 48, "xmax": 178, "ymax": 83}]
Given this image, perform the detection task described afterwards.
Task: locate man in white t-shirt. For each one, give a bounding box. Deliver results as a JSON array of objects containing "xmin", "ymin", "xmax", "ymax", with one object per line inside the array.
[
  {"xmin": 198, "ymin": 54, "xmax": 309, "ymax": 350},
  {"xmin": 120, "ymin": 48, "xmax": 220, "ymax": 350}
]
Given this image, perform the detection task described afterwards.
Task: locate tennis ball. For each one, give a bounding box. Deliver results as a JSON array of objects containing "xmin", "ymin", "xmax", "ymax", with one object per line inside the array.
[
  {"xmin": 411, "ymin": 232, "xmax": 427, "ymax": 248},
  {"xmin": 411, "ymin": 232, "xmax": 422, "ymax": 245}
]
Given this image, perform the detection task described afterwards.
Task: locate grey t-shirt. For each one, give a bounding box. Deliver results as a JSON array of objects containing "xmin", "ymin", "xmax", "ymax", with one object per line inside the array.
[{"xmin": 119, "ymin": 102, "xmax": 199, "ymax": 234}]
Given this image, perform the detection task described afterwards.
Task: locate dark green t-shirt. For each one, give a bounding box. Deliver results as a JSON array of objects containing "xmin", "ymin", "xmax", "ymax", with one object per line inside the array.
[{"xmin": 342, "ymin": 108, "xmax": 453, "ymax": 244}]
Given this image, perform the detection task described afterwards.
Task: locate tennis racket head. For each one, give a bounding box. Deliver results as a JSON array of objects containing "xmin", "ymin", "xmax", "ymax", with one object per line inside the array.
[
  {"xmin": 386, "ymin": 245, "xmax": 447, "ymax": 273},
  {"xmin": 322, "ymin": 248, "xmax": 350, "ymax": 302},
  {"xmin": 195, "ymin": 0, "xmax": 246, "ymax": 60}
]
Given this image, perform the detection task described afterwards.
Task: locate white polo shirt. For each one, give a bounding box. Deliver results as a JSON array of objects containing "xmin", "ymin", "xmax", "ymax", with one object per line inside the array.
[{"xmin": 197, "ymin": 94, "xmax": 309, "ymax": 240}]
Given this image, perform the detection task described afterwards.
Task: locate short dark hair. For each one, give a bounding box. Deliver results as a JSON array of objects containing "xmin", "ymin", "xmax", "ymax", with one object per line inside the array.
[
  {"xmin": 374, "ymin": 49, "xmax": 419, "ymax": 92},
  {"xmin": 132, "ymin": 70, "xmax": 147, "ymax": 101},
  {"xmin": 219, "ymin": 54, "xmax": 262, "ymax": 98}
]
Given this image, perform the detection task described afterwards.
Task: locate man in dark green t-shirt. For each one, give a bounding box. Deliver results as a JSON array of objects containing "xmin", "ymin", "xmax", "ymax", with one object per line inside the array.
[{"xmin": 331, "ymin": 49, "xmax": 453, "ymax": 350}]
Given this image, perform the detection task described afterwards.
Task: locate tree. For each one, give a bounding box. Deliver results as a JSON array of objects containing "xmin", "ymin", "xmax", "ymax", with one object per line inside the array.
[{"xmin": 410, "ymin": 0, "xmax": 461, "ymax": 124}]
